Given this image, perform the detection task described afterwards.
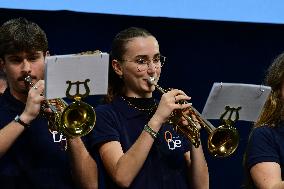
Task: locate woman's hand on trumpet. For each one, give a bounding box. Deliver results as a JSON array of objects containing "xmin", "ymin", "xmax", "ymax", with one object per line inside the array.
[
  {"xmin": 179, "ymin": 109, "xmax": 202, "ymax": 130},
  {"xmin": 151, "ymin": 89, "xmax": 191, "ymax": 125}
]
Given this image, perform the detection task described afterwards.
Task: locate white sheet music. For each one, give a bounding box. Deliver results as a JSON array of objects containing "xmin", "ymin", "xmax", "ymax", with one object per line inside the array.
[
  {"xmin": 44, "ymin": 53, "xmax": 109, "ymax": 99},
  {"xmin": 202, "ymin": 83, "xmax": 271, "ymax": 122}
]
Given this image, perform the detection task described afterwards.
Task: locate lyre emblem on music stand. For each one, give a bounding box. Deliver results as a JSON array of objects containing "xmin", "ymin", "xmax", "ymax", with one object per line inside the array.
[{"xmin": 65, "ymin": 79, "xmax": 91, "ymax": 100}]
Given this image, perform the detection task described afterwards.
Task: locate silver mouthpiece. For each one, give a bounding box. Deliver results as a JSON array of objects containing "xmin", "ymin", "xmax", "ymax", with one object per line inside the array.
[
  {"xmin": 147, "ymin": 77, "xmax": 167, "ymax": 94},
  {"xmin": 24, "ymin": 76, "xmax": 34, "ymax": 87},
  {"xmin": 147, "ymin": 77, "xmax": 156, "ymax": 85}
]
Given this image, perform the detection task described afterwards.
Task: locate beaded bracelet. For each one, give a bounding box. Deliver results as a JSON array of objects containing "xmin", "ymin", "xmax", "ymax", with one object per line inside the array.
[{"xmin": 143, "ymin": 124, "xmax": 158, "ymax": 139}]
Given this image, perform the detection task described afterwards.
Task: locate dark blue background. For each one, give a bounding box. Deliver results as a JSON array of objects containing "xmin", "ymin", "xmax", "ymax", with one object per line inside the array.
[{"xmin": 1, "ymin": 8, "xmax": 284, "ymax": 189}]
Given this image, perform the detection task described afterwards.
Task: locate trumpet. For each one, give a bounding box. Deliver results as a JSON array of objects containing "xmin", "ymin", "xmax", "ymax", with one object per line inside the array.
[
  {"xmin": 24, "ymin": 76, "xmax": 96, "ymax": 138},
  {"xmin": 148, "ymin": 77, "xmax": 239, "ymax": 157}
]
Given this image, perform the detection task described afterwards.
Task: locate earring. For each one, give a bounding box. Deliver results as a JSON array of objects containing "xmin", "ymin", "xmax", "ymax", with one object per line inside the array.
[{"xmin": 119, "ymin": 75, "xmax": 123, "ymax": 79}]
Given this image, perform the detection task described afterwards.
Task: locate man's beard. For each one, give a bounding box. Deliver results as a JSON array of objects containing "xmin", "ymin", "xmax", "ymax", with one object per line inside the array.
[{"xmin": 18, "ymin": 87, "xmax": 29, "ymax": 95}]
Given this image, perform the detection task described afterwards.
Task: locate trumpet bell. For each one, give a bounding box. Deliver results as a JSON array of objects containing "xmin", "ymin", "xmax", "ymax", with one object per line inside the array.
[
  {"xmin": 208, "ymin": 125, "xmax": 239, "ymax": 157},
  {"xmin": 61, "ymin": 101, "xmax": 96, "ymax": 137}
]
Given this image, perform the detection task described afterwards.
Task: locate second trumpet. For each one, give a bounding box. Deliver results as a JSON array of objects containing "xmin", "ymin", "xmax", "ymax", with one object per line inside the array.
[
  {"xmin": 148, "ymin": 77, "xmax": 239, "ymax": 157},
  {"xmin": 24, "ymin": 76, "xmax": 96, "ymax": 138}
]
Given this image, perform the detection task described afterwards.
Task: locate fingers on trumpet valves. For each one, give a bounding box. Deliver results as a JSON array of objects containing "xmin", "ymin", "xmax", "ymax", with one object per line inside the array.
[
  {"xmin": 29, "ymin": 81, "xmax": 45, "ymax": 100},
  {"xmin": 170, "ymin": 89, "xmax": 191, "ymax": 101},
  {"xmin": 163, "ymin": 89, "xmax": 191, "ymax": 109},
  {"xmin": 33, "ymin": 80, "xmax": 44, "ymax": 92},
  {"xmin": 172, "ymin": 95, "xmax": 191, "ymax": 109},
  {"xmin": 32, "ymin": 85, "xmax": 43, "ymax": 96},
  {"xmin": 32, "ymin": 86, "xmax": 44, "ymax": 96},
  {"xmin": 178, "ymin": 103, "xmax": 191, "ymax": 110}
]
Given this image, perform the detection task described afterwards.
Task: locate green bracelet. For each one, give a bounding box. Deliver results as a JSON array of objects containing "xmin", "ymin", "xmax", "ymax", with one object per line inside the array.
[{"xmin": 144, "ymin": 124, "xmax": 158, "ymax": 139}]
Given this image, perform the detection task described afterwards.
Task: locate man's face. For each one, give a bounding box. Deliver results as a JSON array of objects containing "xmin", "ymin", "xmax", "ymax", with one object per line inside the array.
[{"xmin": 1, "ymin": 51, "xmax": 46, "ymax": 96}]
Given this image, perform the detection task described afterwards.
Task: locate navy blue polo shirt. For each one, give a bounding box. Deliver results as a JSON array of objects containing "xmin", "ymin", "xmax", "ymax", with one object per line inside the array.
[
  {"xmin": 0, "ymin": 89, "xmax": 77, "ymax": 189},
  {"xmin": 87, "ymin": 96, "xmax": 191, "ymax": 189},
  {"xmin": 246, "ymin": 124, "xmax": 284, "ymax": 185}
]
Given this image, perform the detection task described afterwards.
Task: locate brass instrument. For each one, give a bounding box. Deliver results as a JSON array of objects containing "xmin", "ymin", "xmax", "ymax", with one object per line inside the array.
[
  {"xmin": 148, "ymin": 77, "xmax": 239, "ymax": 157},
  {"xmin": 24, "ymin": 76, "xmax": 96, "ymax": 138}
]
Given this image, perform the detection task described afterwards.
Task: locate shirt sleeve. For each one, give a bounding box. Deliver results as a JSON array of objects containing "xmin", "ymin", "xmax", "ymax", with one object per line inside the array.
[
  {"xmin": 246, "ymin": 126, "xmax": 280, "ymax": 170},
  {"xmin": 84, "ymin": 104, "xmax": 121, "ymax": 149}
]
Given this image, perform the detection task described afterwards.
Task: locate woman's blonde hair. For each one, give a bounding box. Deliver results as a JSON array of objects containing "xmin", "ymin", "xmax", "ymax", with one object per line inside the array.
[{"xmin": 255, "ymin": 52, "xmax": 284, "ymax": 127}]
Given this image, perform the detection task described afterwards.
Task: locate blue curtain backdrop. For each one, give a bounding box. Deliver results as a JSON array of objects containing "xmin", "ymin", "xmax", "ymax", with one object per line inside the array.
[{"xmin": 1, "ymin": 8, "xmax": 284, "ymax": 189}]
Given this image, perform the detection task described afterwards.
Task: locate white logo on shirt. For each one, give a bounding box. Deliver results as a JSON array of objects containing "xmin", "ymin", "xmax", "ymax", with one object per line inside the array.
[
  {"xmin": 51, "ymin": 131, "xmax": 66, "ymax": 143},
  {"xmin": 164, "ymin": 130, "xmax": 182, "ymax": 150}
]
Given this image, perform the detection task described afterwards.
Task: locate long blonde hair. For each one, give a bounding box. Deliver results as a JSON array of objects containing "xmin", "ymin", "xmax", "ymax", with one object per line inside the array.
[{"xmin": 255, "ymin": 52, "xmax": 284, "ymax": 127}]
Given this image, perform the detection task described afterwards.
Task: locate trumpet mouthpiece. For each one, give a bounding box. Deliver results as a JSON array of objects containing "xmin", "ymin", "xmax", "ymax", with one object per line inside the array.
[
  {"xmin": 147, "ymin": 77, "xmax": 156, "ymax": 85},
  {"xmin": 24, "ymin": 75, "xmax": 33, "ymax": 87}
]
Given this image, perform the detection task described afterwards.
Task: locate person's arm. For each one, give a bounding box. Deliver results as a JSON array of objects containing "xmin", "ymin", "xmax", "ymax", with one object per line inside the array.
[
  {"xmin": 99, "ymin": 116, "xmax": 162, "ymax": 188},
  {"xmin": 67, "ymin": 137, "xmax": 98, "ymax": 189},
  {"xmin": 179, "ymin": 105, "xmax": 209, "ymax": 189},
  {"xmin": 250, "ymin": 162, "xmax": 284, "ymax": 189},
  {"xmin": 99, "ymin": 89, "xmax": 191, "ymax": 188},
  {"xmin": 0, "ymin": 80, "xmax": 44, "ymax": 158},
  {"xmin": 0, "ymin": 117, "xmax": 26, "ymax": 158},
  {"xmin": 245, "ymin": 126, "xmax": 284, "ymax": 189},
  {"xmin": 184, "ymin": 143, "xmax": 209, "ymax": 189}
]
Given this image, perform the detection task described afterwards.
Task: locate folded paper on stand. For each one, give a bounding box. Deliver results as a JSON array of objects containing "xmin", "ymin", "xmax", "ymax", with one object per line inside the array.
[
  {"xmin": 44, "ymin": 52, "xmax": 109, "ymax": 99},
  {"xmin": 202, "ymin": 83, "xmax": 271, "ymax": 122}
]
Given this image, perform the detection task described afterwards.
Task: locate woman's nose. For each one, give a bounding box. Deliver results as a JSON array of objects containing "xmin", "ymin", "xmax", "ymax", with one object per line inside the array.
[{"xmin": 147, "ymin": 61, "xmax": 157, "ymax": 73}]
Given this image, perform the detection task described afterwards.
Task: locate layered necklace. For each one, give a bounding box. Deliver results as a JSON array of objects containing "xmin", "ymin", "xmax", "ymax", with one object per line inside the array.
[{"xmin": 121, "ymin": 96, "xmax": 158, "ymax": 116}]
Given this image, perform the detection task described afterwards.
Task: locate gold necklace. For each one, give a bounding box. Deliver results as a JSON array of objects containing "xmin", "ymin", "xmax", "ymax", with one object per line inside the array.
[{"xmin": 121, "ymin": 96, "xmax": 157, "ymax": 112}]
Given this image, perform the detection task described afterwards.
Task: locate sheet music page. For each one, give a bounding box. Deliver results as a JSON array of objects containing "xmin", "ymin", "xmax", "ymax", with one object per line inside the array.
[
  {"xmin": 202, "ymin": 83, "xmax": 271, "ymax": 122},
  {"xmin": 45, "ymin": 53, "xmax": 109, "ymax": 99}
]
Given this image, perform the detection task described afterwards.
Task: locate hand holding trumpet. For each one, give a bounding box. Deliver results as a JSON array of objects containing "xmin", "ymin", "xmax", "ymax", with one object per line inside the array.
[
  {"xmin": 21, "ymin": 79, "xmax": 45, "ymax": 125},
  {"xmin": 152, "ymin": 88, "xmax": 192, "ymax": 125}
]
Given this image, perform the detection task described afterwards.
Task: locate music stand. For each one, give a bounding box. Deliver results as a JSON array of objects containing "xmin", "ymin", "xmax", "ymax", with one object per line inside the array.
[
  {"xmin": 202, "ymin": 82, "xmax": 271, "ymax": 122},
  {"xmin": 44, "ymin": 52, "xmax": 109, "ymax": 99}
]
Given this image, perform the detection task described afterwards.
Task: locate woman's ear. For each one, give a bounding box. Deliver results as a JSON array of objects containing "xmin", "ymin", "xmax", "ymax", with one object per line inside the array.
[
  {"xmin": 112, "ymin": 59, "xmax": 123, "ymax": 77},
  {"xmin": 45, "ymin": 51, "xmax": 50, "ymax": 57}
]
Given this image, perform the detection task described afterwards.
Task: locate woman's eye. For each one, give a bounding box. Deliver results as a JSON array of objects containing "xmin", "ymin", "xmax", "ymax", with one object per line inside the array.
[
  {"xmin": 136, "ymin": 59, "xmax": 146, "ymax": 64},
  {"xmin": 153, "ymin": 58, "xmax": 160, "ymax": 63}
]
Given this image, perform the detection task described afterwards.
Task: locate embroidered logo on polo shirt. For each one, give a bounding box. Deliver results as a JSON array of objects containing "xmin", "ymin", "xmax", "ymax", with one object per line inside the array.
[
  {"xmin": 51, "ymin": 130, "xmax": 67, "ymax": 150},
  {"xmin": 164, "ymin": 130, "xmax": 182, "ymax": 150},
  {"xmin": 51, "ymin": 131, "xmax": 66, "ymax": 143}
]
